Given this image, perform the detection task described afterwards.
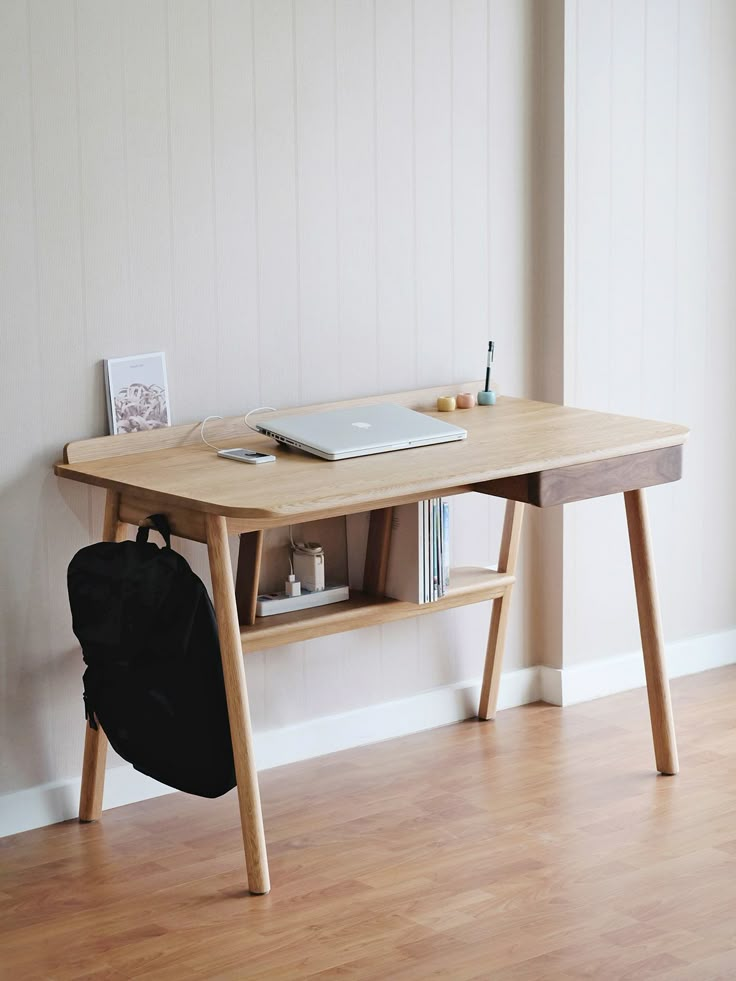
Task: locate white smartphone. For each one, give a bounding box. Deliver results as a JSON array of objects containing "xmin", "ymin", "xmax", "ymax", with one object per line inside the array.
[{"xmin": 217, "ymin": 448, "xmax": 276, "ymax": 465}]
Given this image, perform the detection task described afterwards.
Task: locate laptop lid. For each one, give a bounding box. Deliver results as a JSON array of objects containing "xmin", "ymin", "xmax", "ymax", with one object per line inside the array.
[{"xmin": 256, "ymin": 403, "xmax": 467, "ymax": 461}]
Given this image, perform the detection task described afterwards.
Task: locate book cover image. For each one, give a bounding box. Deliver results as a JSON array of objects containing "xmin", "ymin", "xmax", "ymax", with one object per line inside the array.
[{"xmin": 104, "ymin": 352, "xmax": 171, "ymax": 435}]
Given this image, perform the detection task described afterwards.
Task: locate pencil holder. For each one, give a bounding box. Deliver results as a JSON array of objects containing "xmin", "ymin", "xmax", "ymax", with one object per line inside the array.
[
  {"xmin": 436, "ymin": 396, "xmax": 456, "ymax": 412},
  {"xmin": 456, "ymin": 393, "xmax": 475, "ymax": 409},
  {"xmin": 477, "ymin": 390, "xmax": 496, "ymax": 406}
]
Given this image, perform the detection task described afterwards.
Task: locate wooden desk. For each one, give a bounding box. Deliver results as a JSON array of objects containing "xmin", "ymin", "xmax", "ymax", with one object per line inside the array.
[{"xmin": 55, "ymin": 384, "xmax": 688, "ymax": 895}]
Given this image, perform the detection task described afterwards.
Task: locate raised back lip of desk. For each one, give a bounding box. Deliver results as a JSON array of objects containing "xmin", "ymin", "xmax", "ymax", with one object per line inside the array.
[{"xmin": 54, "ymin": 390, "xmax": 689, "ymax": 522}]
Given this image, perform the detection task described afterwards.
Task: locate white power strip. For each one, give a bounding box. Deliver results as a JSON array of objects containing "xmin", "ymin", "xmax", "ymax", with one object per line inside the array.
[{"xmin": 255, "ymin": 584, "xmax": 350, "ymax": 618}]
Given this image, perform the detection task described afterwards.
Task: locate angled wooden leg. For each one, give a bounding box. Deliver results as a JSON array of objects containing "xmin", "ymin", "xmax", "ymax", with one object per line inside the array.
[
  {"xmin": 235, "ymin": 530, "xmax": 264, "ymax": 626},
  {"xmin": 624, "ymin": 489, "xmax": 679, "ymax": 775},
  {"xmin": 478, "ymin": 500, "xmax": 525, "ymax": 720},
  {"xmin": 79, "ymin": 725, "xmax": 109, "ymax": 822},
  {"xmin": 79, "ymin": 490, "xmax": 126, "ymax": 822},
  {"xmin": 206, "ymin": 514, "xmax": 270, "ymax": 895}
]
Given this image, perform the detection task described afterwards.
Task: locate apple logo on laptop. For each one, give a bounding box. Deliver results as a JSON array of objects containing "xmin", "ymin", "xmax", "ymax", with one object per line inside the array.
[{"xmin": 352, "ymin": 421, "xmax": 371, "ymax": 429}]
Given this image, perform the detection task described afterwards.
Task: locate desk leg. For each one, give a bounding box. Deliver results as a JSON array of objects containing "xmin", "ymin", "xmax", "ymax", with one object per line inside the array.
[
  {"xmin": 478, "ymin": 500, "xmax": 525, "ymax": 720},
  {"xmin": 624, "ymin": 489, "xmax": 679, "ymax": 775},
  {"xmin": 235, "ymin": 531, "xmax": 264, "ymax": 626},
  {"xmin": 79, "ymin": 725, "xmax": 108, "ymax": 822},
  {"xmin": 79, "ymin": 490, "xmax": 125, "ymax": 822},
  {"xmin": 206, "ymin": 514, "xmax": 270, "ymax": 895}
]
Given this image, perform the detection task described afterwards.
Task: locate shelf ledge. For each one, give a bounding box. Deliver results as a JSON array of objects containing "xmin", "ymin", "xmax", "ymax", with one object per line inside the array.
[{"xmin": 240, "ymin": 567, "xmax": 514, "ymax": 653}]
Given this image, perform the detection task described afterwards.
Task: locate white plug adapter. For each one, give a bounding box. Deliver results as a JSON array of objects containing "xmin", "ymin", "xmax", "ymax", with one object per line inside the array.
[{"xmin": 293, "ymin": 549, "xmax": 325, "ymax": 592}]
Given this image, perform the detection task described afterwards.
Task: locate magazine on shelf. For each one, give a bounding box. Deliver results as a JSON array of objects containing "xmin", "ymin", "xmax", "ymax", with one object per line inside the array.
[
  {"xmin": 385, "ymin": 498, "xmax": 450, "ymax": 604},
  {"xmin": 441, "ymin": 499, "xmax": 450, "ymax": 589},
  {"xmin": 385, "ymin": 502, "xmax": 426, "ymax": 604}
]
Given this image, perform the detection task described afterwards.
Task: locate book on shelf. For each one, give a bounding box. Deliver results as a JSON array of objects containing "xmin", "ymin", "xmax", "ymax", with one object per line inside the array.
[
  {"xmin": 385, "ymin": 498, "xmax": 450, "ymax": 604},
  {"xmin": 441, "ymin": 499, "xmax": 450, "ymax": 589}
]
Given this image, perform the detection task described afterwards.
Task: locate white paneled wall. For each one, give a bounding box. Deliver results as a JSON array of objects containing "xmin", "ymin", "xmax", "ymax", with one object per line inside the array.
[
  {"xmin": 563, "ymin": 0, "xmax": 736, "ymax": 665},
  {"xmin": 0, "ymin": 0, "xmax": 540, "ymax": 802},
  {"xmin": 3, "ymin": 0, "xmax": 733, "ymax": 827}
]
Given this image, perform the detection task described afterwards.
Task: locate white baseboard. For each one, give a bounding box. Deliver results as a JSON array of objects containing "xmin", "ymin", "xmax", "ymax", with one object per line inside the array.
[
  {"xmin": 0, "ymin": 666, "xmax": 540, "ymax": 839},
  {"xmin": 0, "ymin": 763, "xmax": 174, "ymax": 840},
  {"xmin": 541, "ymin": 627, "xmax": 736, "ymax": 707},
  {"xmin": 5, "ymin": 631, "xmax": 733, "ymax": 839}
]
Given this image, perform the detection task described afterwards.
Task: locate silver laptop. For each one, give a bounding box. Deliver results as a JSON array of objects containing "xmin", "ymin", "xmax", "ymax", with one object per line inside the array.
[{"xmin": 256, "ymin": 403, "xmax": 467, "ymax": 461}]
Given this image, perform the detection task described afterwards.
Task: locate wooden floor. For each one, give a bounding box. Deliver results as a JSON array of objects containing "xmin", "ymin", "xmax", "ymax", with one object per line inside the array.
[{"xmin": 2, "ymin": 666, "xmax": 736, "ymax": 980}]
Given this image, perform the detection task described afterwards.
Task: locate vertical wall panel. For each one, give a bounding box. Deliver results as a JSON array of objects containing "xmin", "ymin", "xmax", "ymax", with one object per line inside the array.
[
  {"xmin": 703, "ymin": 0, "xmax": 736, "ymax": 629},
  {"xmin": 640, "ymin": 0, "xmax": 678, "ymax": 423},
  {"xmin": 253, "ymin": 0, "xmax": 300, "ymax": 407},
  {"xmin": 487, "ymin": 0, "xmax": 534, "ymax": 397},
  {"xmin": 167, "ymin": 0, "xmax": 218, "ymax": 420},
  {"xmin": 0, "ymin": 0, "xmax": 52, "ymax": 792},
  {"xmin": 609, "ymin": 0, "xmax": 645, "ymax": 416},
  {"xmin": 414, "ymin": 0, "xmax": 452, "ymax": 387},
  {"xmin": 77, "ymin": 0, "xmax": 131, "ymax": 422},
  {"xmin": 264, "ymin": 643, "xmax": 306, "ymax": 729},
  {"xmin": 335, "ymin": 0, "xmax": 378, "ymax": 399},
  {"xmin": 122, "ymin": 0, "xmax": 175, "ymax": 358},
  {"xmin": 295, "ymin": 0, "xmax": 340, "ymax": 405},
  {"xmin": 670, "ymin": 0, "xmax": 710, "ymax": 627},
  {"xmin": 452, "ymin": 0, "xmax": 488, "ymax": 381},
  {"xmin": 530, "ymin": 0, "xmax": 565, "ymax": 670},
  {"xmin": 29, "ymin": 1, "xmax": 89, "ymax": 434},
  {"xmin": 211, "ymin": 0, "xmax": 260, "ymax": 414},
  {"xmin": 573, "ymin": 0, "xmax": 611, "ymax": 413},
  {"xmin": 375, "ymin": 0, "xmax": 416, "ymax": 393}
]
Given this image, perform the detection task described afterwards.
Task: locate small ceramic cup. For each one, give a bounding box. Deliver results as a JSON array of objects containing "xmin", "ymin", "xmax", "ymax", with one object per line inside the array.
[
  {"xmin": 477, "ymin": 390, "xmax": 496, "ymax": 405},
  {"xmin": 436, "ymin": 396, "xmax": 456, "ymax": 412}
]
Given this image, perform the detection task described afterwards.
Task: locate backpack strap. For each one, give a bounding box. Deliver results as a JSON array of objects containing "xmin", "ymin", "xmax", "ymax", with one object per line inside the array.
[
  {"xmin": 82, "ymin": 690, "xmax": 98, "ymax": 730},
  {"xmin": 136, "ymin": 513, "xmax": 172, "ymax": 549}
]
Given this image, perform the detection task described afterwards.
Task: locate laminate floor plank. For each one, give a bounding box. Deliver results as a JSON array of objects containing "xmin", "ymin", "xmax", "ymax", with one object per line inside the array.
[{"xmin": 2, "ymin": 666, "xmax": 736, "ymax": 980}]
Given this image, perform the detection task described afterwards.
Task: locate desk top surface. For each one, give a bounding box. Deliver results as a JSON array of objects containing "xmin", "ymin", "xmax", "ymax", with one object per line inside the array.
[{"xmin": 55, "ymin": 385, "xmax": 688, "ymax": 522}]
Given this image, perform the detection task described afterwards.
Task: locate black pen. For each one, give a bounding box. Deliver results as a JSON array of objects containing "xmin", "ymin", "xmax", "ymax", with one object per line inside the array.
[{"xmin": 484, "ymin": 341, "xmax": 494, "ymax": 392}]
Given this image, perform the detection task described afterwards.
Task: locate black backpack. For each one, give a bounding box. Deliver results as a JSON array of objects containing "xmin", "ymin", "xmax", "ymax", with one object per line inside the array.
[{"xmin": 67, "ymin": 514, "xmax": 236, "ymax": 798}]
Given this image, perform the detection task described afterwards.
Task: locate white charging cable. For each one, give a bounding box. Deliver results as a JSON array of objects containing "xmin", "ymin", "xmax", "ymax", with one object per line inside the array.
[
  {"xmin": 200, "ymin": 406, "xmax": 278, "ymax": 453},
  {"xmin": 244, "ymin": 406, "xmax": 277, "ymax": 434},
  {"xmin": 289, "ymin": 525, "xmax": 324, "ymax": 557},
  {"xmin": 200, "ymin": 415, "xmax": 225, "ymax": 451}
]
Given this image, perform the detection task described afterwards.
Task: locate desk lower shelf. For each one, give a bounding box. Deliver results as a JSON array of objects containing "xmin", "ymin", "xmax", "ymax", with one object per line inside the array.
[{"xmin": 239, "ymin": 566, "xmax": 514, "ymax": 653}]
